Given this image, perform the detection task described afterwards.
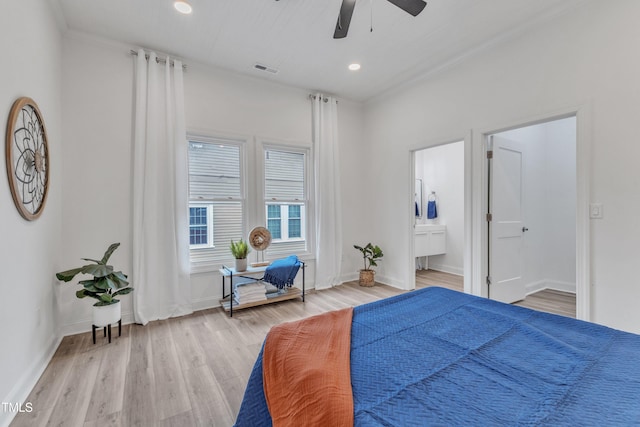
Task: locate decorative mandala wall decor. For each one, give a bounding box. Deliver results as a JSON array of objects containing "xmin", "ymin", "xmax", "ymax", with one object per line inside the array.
[
  {"xmin": 5, "ymin": 97, "xmax": 50, "ymax": 220},
  {"xmin": 249, "ymin": 226, "xmax": 272, "ymax": 251}
]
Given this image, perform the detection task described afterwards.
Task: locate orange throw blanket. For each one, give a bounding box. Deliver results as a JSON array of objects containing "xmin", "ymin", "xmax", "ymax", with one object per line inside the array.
[{"xmin": 263, "ymin": 307, "xmax": 354, "ymax": 427}]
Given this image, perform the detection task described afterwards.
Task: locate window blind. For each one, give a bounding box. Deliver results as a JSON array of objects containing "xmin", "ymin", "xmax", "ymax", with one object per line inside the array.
[
  {"xmin": 265, "ymin": 149, "xmax": 304, "ymax": 200},
  {"xmin": 189, "ymin": 142, "xmax": 241, "ymax": 200}
]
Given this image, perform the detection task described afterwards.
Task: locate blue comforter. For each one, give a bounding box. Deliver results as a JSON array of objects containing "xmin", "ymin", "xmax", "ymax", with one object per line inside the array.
[{"xmin": 235, "ymin": 287, "xmax": 640, "ymax": 426}]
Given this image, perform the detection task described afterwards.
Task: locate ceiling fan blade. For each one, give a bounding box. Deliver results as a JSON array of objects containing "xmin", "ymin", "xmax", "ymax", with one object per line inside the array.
[
  {"xmin": 333, "ymin": 0, "xmax": 357, "ymax": 39},
  {"xmin": 386, "ymin": 0, "xmax": 427, "ymax": 17}
]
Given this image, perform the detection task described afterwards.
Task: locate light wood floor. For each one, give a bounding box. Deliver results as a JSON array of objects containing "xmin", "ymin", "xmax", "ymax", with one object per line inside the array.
[
  {"xmin": 416, "ymin": 269, "xmax": 577, "ymax": 318},
  {"xmin": 12, "ymin": 271, "xmax": 575, "ymax": 427}
]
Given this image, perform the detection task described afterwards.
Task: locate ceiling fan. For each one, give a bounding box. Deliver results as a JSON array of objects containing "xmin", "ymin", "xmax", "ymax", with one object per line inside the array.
[{"xmin": 334, "ymin": 0, "xmax": 427, "ymax": 39}]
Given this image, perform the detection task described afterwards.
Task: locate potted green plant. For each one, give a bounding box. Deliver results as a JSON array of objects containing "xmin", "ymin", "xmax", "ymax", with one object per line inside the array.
[
  {"xmin": 55, "ymin": 243, "xmax": 133, "ymax": 327},
  {"xmin": 354, "ymin": 243, "xmax": 384, "ymax": 287},
  {"xmin": 230, "ymin": 238, "xmax": 250, "ymax": 272}
]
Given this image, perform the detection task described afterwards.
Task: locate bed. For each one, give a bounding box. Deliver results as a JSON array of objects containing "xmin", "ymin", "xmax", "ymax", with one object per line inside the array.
[{"xmin": 234, "ymin": 287, "xmax": 640, "ymax": 426}]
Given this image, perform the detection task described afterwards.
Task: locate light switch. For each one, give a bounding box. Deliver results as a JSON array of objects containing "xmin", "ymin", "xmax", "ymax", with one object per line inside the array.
[{"xmin": 590, "ymin": 203, "xmax": 603, "ymax": 219}]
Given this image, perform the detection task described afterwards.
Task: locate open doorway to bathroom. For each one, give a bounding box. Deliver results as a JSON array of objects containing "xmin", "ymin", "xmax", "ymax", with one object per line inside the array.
[{"xmin": 413, "ymin": 141, "xmax": 465, "ymax": 292}]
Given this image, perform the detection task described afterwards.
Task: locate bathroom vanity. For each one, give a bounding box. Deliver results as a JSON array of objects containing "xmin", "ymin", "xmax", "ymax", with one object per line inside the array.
[{"xmin": 414, "ymin": 224, "xmax": 446, "ymax": 269}]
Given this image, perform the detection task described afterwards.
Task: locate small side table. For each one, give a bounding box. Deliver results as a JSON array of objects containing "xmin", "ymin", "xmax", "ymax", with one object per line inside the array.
[
  {"xmin": 92, "ymin": 319, "xmax": 122, "ymax": 344},
  {"xmin": 219, "ymin": 261, "xmax": 305, "ymax": 317}
]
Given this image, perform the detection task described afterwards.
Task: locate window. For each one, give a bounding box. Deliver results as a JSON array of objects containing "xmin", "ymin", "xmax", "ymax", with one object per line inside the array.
[
  {"xmin": 265, "ymin": 204, "xmax": 304, "ymax": 241},
  {"xmin": 188, "ymin": 138, "xmax": 244, "ymax": 268},
  {"xmin": 189, "ymin": 205, "xmax": 213, "ymax": 247},
  {"xmin": 267, "ymin": 205, "xmax": 282, "ymax": 239},
  {"xmin": 186, "ymin": 135, "xmax": 312, "ymax": 270},
  {"xmin": 288, "ymin": 205, "xmax": 301, "ymax": 238},
  {"xmin": 264, "ymin": 147, "xmax": 308, "ymax": 255}
]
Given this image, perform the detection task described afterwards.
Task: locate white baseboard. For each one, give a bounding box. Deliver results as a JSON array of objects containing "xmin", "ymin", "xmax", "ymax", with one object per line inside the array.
[
  {"xmin": 545, "ymin": 279, "xmax": 576, "ymax": 294},
  {"xmin": 526, "ymin": 279, "xmax": 576, "ymax": 296},
  {"xmin": 338, "ymin": 272, "xmax": 406, "ymax": 290},
  {"xmin": 192, "ymin": 296, "xmax": 222, "ymax": 312},
  {"xmin": 339, "ymin": 272, "xmax": 358, "ymax": 284},
  {"xmin": 375, "ymin": 274, "xmax": 406, "ymax": 290},
  {"xmin": 60, "ymin": 310, "xmax": 135, "ymax": 337},
  {"xmin": 525, "ymin": 280, "xmax": 548, "ymax": 295},
  {"xmin": 1, "ymin": 334, "xmax": 62, "ymax": 427},
  {"xmin": 62, "ymin": 282, "xmax": 319, "ymax": 335},
  {"xmin": 427, "ymin": 264, "xmax": 464, "ymax": 276}
]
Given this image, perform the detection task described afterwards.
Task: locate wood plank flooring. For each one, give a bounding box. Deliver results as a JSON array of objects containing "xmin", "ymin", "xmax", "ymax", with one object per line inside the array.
[
  {"xmin": 12, "ymin": 271, "xmax": 575, "ymax": 427},
  {"xmin": 415, "ymin": 269, "xmax": 577, "ymax": 318}
]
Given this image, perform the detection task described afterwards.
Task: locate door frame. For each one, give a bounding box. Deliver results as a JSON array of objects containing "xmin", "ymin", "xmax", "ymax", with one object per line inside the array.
[
  {"xmin": 408, "ymin": 132, "xmax": 472, "ymax": 294},
  {"xmin": 472, "ymin": 105, "xmax": 591, "ymax": 321}
]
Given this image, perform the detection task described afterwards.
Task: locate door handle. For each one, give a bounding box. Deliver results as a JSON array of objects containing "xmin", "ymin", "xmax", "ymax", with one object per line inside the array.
[{"xmin": 522, "ymin": 227, "xmax": 529, "ymax": 232}]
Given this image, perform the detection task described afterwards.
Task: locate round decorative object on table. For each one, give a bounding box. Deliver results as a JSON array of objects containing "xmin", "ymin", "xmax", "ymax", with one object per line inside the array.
[
  {"xmin": 5, "ymin": 97, "xmax": 50, "ymax": 221},
  {"xmin": 249, "ymin": 226, "xmax": 272, "ymax": 251},
  {"xmin": 249, "ymin": 226, "xmax": 272, "ymax": 267}
]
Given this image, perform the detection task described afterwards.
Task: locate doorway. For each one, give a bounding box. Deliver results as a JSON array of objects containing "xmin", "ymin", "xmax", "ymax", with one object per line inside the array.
[
  {"xmin": 413, "ymin": 141, "xmax": 465, "ymax": 291},
  {"xmin": 487, "ymin": 117, "xmax": 577, "ymax": 312}
]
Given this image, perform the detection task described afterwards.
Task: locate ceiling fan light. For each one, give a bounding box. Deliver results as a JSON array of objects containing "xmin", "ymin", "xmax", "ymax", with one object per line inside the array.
[
  {"xmin": 174, "ymin": 1, "xmax": 193, "ymax": 14},
  {"xmin": 348, "ymin": 63, "xmax": 361, "ymax": 71}
]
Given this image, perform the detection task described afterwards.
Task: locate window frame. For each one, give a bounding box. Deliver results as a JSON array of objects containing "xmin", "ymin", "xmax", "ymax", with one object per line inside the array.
[
  {"xmin": 187, "ymin": 133, "xmax": 248, "ymax": 272},
  {"xmin": 259, "ymin": 141, "xmax": 313, "ymax": 257}
]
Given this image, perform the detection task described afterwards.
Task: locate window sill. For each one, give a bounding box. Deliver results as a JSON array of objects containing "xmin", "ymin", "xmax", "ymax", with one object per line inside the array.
[{"xmin": 190, "ymin": 252, "xmax": 315, "ymax": 275}]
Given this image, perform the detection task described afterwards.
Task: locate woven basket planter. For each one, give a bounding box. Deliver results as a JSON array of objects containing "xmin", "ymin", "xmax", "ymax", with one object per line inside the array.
[{"xmin": 359, "ymin": 270, "xmax": 375, "ymax": 287}]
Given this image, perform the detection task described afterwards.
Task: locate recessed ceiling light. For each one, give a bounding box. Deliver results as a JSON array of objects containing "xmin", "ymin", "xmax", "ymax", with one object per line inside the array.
[
  {"xmin": 348, "ymin": 63, "xmax": 361, "ymax": 71},
  {"xmin": 174, "ymin": 1, "xmax": 193, "ymax": 14}
]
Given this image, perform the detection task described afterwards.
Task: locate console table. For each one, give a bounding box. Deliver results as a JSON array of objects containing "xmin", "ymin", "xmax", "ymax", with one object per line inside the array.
[{"xmin": 219, "ymin": 261, "xmax": 305, "ymax": 317}]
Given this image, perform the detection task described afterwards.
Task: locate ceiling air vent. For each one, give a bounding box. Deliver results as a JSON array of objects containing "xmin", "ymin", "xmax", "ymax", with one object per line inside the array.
[{"xmin": 253, "ymin": 63, "xmax": 278, "ymax": 74}]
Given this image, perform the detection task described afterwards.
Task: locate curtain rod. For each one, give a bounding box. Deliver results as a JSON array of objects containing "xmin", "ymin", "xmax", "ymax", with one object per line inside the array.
[
  {"xmin": 308, "ymin": 94, "xmax": 337, "ymax": 104},
  {"xmin": 130, "ymin": 50, "xmax": 188, "ymax": 71}
]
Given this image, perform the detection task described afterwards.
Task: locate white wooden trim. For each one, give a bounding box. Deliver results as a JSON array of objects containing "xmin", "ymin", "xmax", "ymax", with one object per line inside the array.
[
  {"xmin": 575, "ymin": 105, "xmax": 591, "ymax": 321},
  {"xmin": 428, "ymin": 264, "xmax": 464, "ymax": 277},
  {"xmin": 471, "ymin": 129, "xmax": 485, "ymax": 297},
  {"xmin": 255, "ymin": 138, "xmax": 316, "ymax": 260},
  {"xmin": 407, "ymin": 149, "xmax": 417, "ymax": 291},
  {"xmin": 472, "ymin": 104, "xmax": 591, "ymax": 321},
  {"xmin": 463, "ymin": 130, "xmax": 474, "ymax": 295},
  {"xmin": 375, "ymin": 273, "xmax": 405, "ymax": 289},
  {"xmin": 525, "ymin": 279, "xmax": 576, "ymax": 296},
  {"xmin": 60, "ymin": 310, "xmax": 135, "ymax": 337},
  {"xmin": 408, "ymin": 133, "xmax": 471, "ymax": 293}
]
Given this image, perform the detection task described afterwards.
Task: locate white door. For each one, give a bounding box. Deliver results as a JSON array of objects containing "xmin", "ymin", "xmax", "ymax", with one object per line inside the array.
[{"xmin": 489, "ymin": 136, "xmax": 526, "ymax": 303}]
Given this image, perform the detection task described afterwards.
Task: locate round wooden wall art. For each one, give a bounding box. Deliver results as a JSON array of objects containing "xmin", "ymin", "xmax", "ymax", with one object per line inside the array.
[{"xmin": 5, "ymin": 97, "xmax": 50, "ymax": 220}]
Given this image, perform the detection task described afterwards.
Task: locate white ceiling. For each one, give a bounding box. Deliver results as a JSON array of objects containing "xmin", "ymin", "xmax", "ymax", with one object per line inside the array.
[{"xmin": 53, "ymin": 0, "xmax": 585, "ymax": 102}]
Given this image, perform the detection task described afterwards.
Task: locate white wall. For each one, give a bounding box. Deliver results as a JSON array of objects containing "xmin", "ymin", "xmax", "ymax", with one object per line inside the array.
[
  {"xmin": 415, "ymin": 141, "xmax": 465, "ymax": 275},
  {"xmin": 60, "ymin": 33, "xmax": 366, "ymax": 331},
  {"xmin": 497, "ymin": 117, "xmax": 576, "ymax": 294},
  {"xmin": 59, "ymin": 34, "xmax": 136, "ymax": 333},
  {"xmin": 184, "ymin": 58, "xmax": 365, "ymax": 308},
  {"xmin": 0, "ymin": 1, "xmax": 63, "ymax": 425},
  {"xmin": 364, "ymin": 0, "xmax": 640, "ymax": 332}
]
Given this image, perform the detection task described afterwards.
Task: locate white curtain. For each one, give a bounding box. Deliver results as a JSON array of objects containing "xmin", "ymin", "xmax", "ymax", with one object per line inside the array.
[
  {"xmin": 312, "ymin": 94, "xmax": 343, "ymax": 289},
  {"xmin": 133, "ymin": 49, "xmax": 192, "ymax": 325}
]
